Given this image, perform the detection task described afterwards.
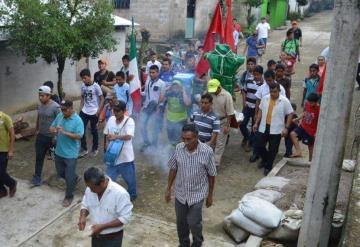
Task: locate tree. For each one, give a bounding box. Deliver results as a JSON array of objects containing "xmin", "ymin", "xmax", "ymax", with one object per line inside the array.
[
  {"xmin": 245, "ymin": 0, "xmax": 262, "ymax": 27},
  {"xmin": 0, "ymin": 0, "xmax": 116, "ymax": 99}
]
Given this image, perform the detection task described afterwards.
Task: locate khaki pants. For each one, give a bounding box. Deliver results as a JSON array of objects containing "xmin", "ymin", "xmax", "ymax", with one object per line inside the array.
[
  {"xmin": 214, "ymin": 120, "xmax": 228, "ymax": 166},
  {"xmin": 101, "ymin": 85, "xmax": 114, "ymax": 95}
]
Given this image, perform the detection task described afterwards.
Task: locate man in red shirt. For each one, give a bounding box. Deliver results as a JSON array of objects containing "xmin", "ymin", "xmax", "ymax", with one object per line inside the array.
[{"xmin": 290, "ymin": 93, "xmax": 320, "ymax": 161}]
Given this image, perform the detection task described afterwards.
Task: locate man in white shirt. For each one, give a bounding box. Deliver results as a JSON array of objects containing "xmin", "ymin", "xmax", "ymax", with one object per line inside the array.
[
  {"xmin": 79, "ymin": 167, "xmax": 133, "ymax": 247},
  {"xmin": 103, "ymin": 101, "xmax": 136, "ymax": 200},
  {"xmin": 145, "ymin": 52, "xmax": 162, "ymax": 75},
  {"xmin": 140, "ymin": 65, "xmax": 166, "ymax": 151},
  {"xmin": 79, "ymin": 69, "xmax": 104, "ymax": 157},
  {"xmin": 253, "ymin": 83, "xmax": 293, "ymax": 175},
  {"xmin": 256, "ymin": 17, "xmax": 271, "ymax": 49}
]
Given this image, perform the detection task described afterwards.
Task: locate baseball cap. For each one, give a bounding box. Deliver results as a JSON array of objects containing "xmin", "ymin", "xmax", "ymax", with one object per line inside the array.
[
  {"xmin": 207, "ymin": 79, "xmax": 221, "ymax": 93},
  {"xmin": 166, "ymin": 51, "xmax": 174, "ymax": 56},
  {"xmin": 60, "ymin": 100, "xmax": 73, "ymax": 109},
  {"xmin": 38, "ymin": 85, "xmax": 51, "ymax": 94}
]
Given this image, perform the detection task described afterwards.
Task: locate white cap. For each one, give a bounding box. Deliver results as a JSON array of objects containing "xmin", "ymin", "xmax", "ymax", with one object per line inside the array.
[
  {"xmin": 38, "ymin": 85, "xmax": 51, "ymax": 94},
  {"xmin": 166, "ymin": 51, "xmax": 174, "ymax": 56}
]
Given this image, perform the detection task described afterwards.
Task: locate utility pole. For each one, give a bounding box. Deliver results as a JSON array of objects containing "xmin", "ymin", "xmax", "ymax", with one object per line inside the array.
[{"xmin": 297, "ymin": 0, "xmax": 360, "ymax": 246}]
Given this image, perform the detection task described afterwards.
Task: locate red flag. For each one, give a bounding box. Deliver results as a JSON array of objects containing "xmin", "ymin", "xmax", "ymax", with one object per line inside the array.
[
  {"xmin": 224, "ymin": 0, "xmax": 235, "ymax": 52},
  {"xmin": 196, "ymin": 2, "xmax": 224, "ymax": 76},
  {"xmin": 317, "ymin": 65, "xmax": 326, "ymax": 95}
]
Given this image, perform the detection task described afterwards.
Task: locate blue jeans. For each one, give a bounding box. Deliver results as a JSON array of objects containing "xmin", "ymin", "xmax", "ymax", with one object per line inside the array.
[
  {"xmin": 239, "ymin": 106, "xmax": 255, "ymax": 144},
  {"xmin": 167, "ymin": 120, "xmax": 187, "ymax": 146},
  {"xmin": 34, "ymin": 134, "xmax": 53, "ymax": 178},
  {"xmin": 80, "ymin": 111, "xmax": 99, "ymax": 151},
  {"xmin": 106, "ymin": 161, "xmax": 137, "ymax": 199},
  {"xmin": 55, "ymin": 155, "xmax": 78, "ymax": 199},
  {"xmin": 140, "ymin": 110, "xmax": 162, "ymax": 146}
]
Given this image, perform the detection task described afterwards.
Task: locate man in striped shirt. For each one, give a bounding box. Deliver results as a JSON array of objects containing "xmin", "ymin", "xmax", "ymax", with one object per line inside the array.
[
  {"xmin": 165, "ymin": 123, "xmax": 217, "ymax": 247},
  {"xmin": 240, "ymin": 65, "xmax": 264, "ymax": 152},
  {"xmin": 190, "ymin": 93, "xmax": 220, "ymax": 148}
]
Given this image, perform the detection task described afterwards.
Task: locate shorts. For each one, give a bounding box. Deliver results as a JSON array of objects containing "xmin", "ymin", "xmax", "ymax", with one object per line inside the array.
[{"xmin": 294, "ymin": 127, "xmax": 315, "ymax": 146}]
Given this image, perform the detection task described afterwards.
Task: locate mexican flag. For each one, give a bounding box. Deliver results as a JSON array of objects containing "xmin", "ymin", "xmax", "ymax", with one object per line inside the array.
[{"xmin": 129, "ymin": 17, "xmax": 142, "ymax": 113}]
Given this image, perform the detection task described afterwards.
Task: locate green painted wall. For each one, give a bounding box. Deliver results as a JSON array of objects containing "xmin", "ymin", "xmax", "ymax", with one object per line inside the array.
[{"xmin": 261, "ymin": 0, "xmax": 288, "ymax": 28}]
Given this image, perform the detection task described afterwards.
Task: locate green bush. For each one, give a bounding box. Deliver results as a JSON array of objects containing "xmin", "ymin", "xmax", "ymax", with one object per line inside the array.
[
  {"xmin": 287, "ymin": 11, "xmax": 302, "ymax": 21},
  {"xmin": 243, "ymin": 26, "xmax": 256, "ymax": 38}
]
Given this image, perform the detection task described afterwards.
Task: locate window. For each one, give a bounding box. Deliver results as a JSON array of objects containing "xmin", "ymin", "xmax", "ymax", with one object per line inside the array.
[{"xmin": 114, "ymin": 0, "xmax": 130, "ymax": 9}]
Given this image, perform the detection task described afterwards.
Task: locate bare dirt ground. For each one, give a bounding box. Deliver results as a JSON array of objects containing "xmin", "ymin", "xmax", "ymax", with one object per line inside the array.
[{"xmin": 1, "ymin": 11, "xmax": 339, "ymax": 247}]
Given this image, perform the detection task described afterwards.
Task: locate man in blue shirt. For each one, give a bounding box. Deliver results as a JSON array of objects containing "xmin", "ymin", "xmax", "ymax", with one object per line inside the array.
[
  {"xmin": 50, "ymin": 100, "xmax": 84, "ymax": 207},
  {"xmin": 160, "ymin": 58, "xmax": 176, "ymax": 89},
  {"xmin": 243, "ymin": 31, "xmax": 265, "ymax": 60},
  {"xmin": 114, "ymin": 71, "xmax": 133, "ymax": 115}
]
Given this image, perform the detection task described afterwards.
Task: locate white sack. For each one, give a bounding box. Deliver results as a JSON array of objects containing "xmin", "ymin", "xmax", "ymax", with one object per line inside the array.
[
  {"xmin": 254, "ymin": 176, "xmax": 290, "ymax": 191},
  {"xmin": 228, "ymin": 209, "xmax": 271, "ymax": 237},
  {"xmin": 223, "ymin": 216, "xmax": 250, "ymax": 243},
  {"xmin": 268, "ymin": 218, "xmax": 302, "ymax": 241},
  {"xmin": 243, "ymin": 189, "xmax": 284, "ymax": 203},
  {"xmin": 239, "ymin": 196, "xmax": 283, "ymax": 228}
]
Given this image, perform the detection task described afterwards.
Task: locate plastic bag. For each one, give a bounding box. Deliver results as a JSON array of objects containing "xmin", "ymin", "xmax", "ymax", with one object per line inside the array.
[
  {"xmin": 239, "ymin": 196, "xmax": 283, "ymax": 229},
  {"xmin": 104, "ymin": 140, "xmax": 124, "ymax": 166},
  {"xmin": 268, "ymin": 218, "xmax": 302, "ymax": 241},
  {"xmin": 223, "ymin": 216, "xmax": 250, "ymax": 243},
  {"xmin": 342, "ymin": 159, "xmax": 356, "ymax": 172},
  {"xmin": 254, "ymin": 177, "xmax": 290, "ymax": 191},
  {"xmin": 228, "ymin": 209, "xmax": 271, "ymax": 237},
  {"xmin": 243, "ymin": 189, "xmax": 284, "ymax": 203}
]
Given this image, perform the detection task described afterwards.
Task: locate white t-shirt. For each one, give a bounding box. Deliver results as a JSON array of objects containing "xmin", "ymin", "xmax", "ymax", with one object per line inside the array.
[
  {"xmin": 104, "ymin": 116, "xmax": 135, "ymax": 164},
  {"xmin": 146, "ymin": 60, "xmax": 162, "ymax": 74},
  {"xmin": 81, "ymin": 83, "xmax": 103, "ymax": 115},
  {"xmin": 255, "ymin": 82, "xmax": 286, "ymax": 100},
  {"xmin": 256, "ymin": 22, "xmax": 271, "ymax": 39}
]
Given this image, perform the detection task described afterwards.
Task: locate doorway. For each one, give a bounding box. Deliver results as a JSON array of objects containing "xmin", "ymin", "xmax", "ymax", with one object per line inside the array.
[{"xmin": 185, "ymin": 0, "xmax": 196, "ymax": 39}]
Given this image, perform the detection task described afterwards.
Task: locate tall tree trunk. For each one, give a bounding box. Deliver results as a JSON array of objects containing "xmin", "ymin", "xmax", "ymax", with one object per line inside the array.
[
  {"xmin": 247, "ymin": 6, "xmax": 252, "ymax": 27},
  {"xmin": 57, "ymin": 57, "xmax": 66, "ymax": 101}
]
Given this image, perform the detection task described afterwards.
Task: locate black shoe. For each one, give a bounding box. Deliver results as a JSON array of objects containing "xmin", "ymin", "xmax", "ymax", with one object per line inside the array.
[
  {"xmin": 249, "ymin": 155, "xmax": 259, "ymax": 163},
  {"xmin": 264, "ymin": 168, "xmax": 271, "ymax": 176},
  {"xmin": 241, "ymin": 139, "xmax": 247, "ymax": 148},
  {"xmin": 284, "ymin": 153, "xmax": 291, "ymax": 158},
  {"xmin": 257, "ymin": 161, "xmax": 266, "ymax": 169}
]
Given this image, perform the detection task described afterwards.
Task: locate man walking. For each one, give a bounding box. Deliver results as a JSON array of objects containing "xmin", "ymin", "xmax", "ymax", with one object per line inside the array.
[
  {"xmin": 50, "ymin": 100, "xmax": 84, "ymax": 207},
  {"xmin": 0, "ymin": 111, "xmax": 17, "ymax": 198},
  {"xmin": 79, "ymin": 69, "xmax": 104, "ymax": 157},
  {"xmin": 165, "ymin": 123, "xmax": 216, "ymax": 247},
  {"xmin": 31, "ymin": 86, "xmax": 60, "ymax": 186},
  {"xmin": 140, "ymin": 65, "xmax": 165, "ymax": 151},
  {"xmin": 79, "ymin": 167, "xmax": 133, "ymax": 247},
  {"xmin": 207, "ymin": 79, "xmax": 235, "ymax": 167},
  {"xmin": 104, "ymin": 101, "xmax": 137, "ymax": 201},
  {"xmin": 93, "ymin": 59, "xmax": 116, "ymax": 95},
  {"xmin": 253, "ymin": 84, "xmax": 293, "ymax": 175},
  {"xmin": 290, "ymin": 21, "xmax": 303, "ymax": 47},
  {"xmin": 256, "ymin": 17, "xmax": 271, "ymax": 48}
]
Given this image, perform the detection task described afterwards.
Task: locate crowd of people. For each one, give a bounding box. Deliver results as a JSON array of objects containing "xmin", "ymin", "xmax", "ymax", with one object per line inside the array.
[{"xmin": 0, "ymin": 17, "xmax": 330, "ymax": 247}]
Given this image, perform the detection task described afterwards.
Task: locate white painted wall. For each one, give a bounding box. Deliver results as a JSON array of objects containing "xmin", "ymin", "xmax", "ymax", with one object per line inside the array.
[{"xmin": 0, "ymin": 31, "xmax": 126, "ymax": 113}]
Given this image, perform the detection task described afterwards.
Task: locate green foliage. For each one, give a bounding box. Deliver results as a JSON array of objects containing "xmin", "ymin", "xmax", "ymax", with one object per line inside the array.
[
  {"xmin": 297, "ymin": 0, "xmax": 309, "ymax": 6},
  {"xmin": 243, "ymin": 25, "xmax": 256, "ymax": 38},
  {"xmin": 0, "ymin": 0, "xmax": 117, "ymax": 98},
  {"xmin": 246, "ymin": 0, "xmax": 263, "ymax": 8},
  {"xmin": 287, "ymin": 11, "xmax": 302, "ymax": 21}
]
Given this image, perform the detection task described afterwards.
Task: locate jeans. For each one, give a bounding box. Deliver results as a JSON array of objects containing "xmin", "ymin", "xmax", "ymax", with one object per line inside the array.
[
  {"xmin": 34, "ymin": 134, "xmax": 53, "ymax": 178},
  {"xmin": 255, "ymin": 127, "xmax": 282, "ymax": 170},
  {"xmin": 239, "ymin": 106, "xmax": 255, "ymax": 143},
  {"xmin": 0, "ymin": 152, "xmax": 16, "ymax": 193},
  {"xmin": 91, "ymin": 231, "xmax": 123, "ymax": 247},
  {"xmin": 167, "ymin": 120, "xmax": 187, "ymax": 145},
  {"xmin": 80, "ymin": 111, "xmax": 99, "ymax": 151},
  {"xmin": 55, "ymin": 155, "xmax": 78, "ymax": 199},
  {"xmin": 175, "ymin": 199, "xmax": 204, "ymax": 247},
  {"xmin": 140, "ymin": 110, "xmax": 162, "ymax": 146},
  {"xmin": 106, "ymin": 161, "xmax": 137, "ymax": 199}
]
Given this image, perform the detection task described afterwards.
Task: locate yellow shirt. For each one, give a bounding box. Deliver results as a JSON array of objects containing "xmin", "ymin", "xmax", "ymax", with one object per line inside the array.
[
  {"xmin": 0, "ymin": 112, "xmax": 13, "ymax": 152},
  {"xmin": 266, "ymin": 99, "xmax": 276, "ymax": 125}
]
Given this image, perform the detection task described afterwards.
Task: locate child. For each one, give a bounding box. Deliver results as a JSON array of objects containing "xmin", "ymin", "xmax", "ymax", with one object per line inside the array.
[
  {"xmin": 290, "ymin": 93, "xmax": 320, "ymax": 161},
  {"xmin": 267, "ymin": 59, "xmax": 277, "ymax": 72},
  {"xmin": 284, "ymin": 103, "xmax": 298, "ymax": 157},
  {"xmin": 98, "ymin": 93, "xmax": 117, "ymax": 152},
  {"xmin": 114, "ymin": 71, "xmax": 133, "ymax": 115},
  {"xmin": 79, "ymin": 69, "xmax": 104, "ymax": 157},
  {"xmin": 302, "ymin": 64, "xmax": 320, "ymax": 107},
  {"xmin": 275, "ymin": 63, "xmax": 291, "ymax": 99}
]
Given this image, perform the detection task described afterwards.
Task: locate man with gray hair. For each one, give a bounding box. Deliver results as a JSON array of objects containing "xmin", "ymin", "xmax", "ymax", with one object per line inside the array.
[
  {"xmin": 165, "ymin": 123, "xmax": 217, "ymax": 247},
  {"xmin": 79, "ymin": 167, "xmax": 133, "ymax": 247}
]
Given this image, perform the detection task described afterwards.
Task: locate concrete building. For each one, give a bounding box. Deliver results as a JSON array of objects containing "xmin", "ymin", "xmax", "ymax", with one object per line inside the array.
[
  {"xmin": 0, "ymin": 15, "xmax": 132, "ymax": 113},
  {"xmin": 114, "ymin": 0, "xmax": 220, "ymax": 41}
]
